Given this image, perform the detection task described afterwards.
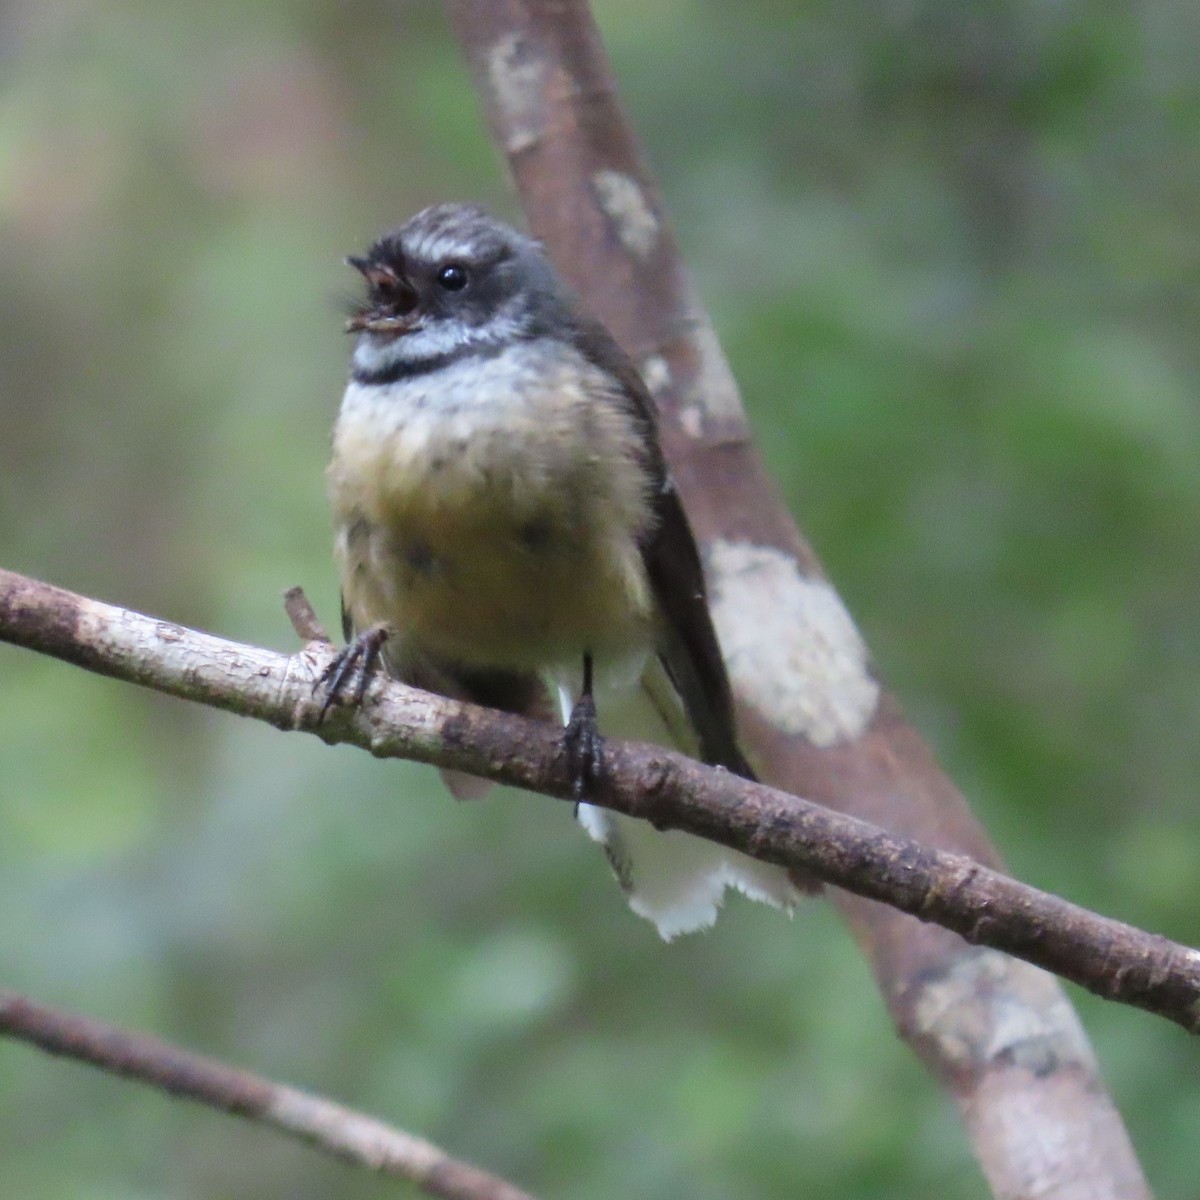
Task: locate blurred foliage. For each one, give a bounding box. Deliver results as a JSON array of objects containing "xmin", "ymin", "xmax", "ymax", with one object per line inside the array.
[{"xmin": 1, "ymin": 0, "xmax": 1199, "ymax": 1196}]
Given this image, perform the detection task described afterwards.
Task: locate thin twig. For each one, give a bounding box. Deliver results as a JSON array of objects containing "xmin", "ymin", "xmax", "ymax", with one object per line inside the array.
[
  {"xmin": 284, "ymin": 585, "xmax": 330, "ymax": 643},
  {"xmin": 0, "ymin": 988, "xmax": 536, "ymax": 1200},
  {"xmin": 3, "ymin": 567, "xmax": 1199, "ymax": 1036}
]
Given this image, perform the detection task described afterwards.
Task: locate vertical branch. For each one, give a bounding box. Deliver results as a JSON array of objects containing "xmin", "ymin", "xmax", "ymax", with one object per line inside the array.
[{"xmin": 442, "ymin": 2, "xmax": 1151, "ymax": 1197}]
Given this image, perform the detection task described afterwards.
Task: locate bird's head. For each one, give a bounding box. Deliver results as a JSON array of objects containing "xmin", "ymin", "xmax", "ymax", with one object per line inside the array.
[{"xmin": 346, "ymin": 203, "xmax": 567, "ymax": 376}]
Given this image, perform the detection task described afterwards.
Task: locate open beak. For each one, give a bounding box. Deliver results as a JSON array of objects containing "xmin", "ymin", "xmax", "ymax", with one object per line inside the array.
[
  {"xmin": 344, "ymin": 311, "xmax": 417, "ymax": 335},
  {"xmin": 345, "ymin": 255, "xmax": 420, "ymax": 336}
]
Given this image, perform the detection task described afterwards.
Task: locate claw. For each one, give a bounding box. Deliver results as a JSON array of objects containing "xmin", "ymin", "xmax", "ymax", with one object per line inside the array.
[
  {"xmin": 562, "ymin": 653, "xmax": 603, "ymax": 804},
  {"xmin": 315, "ymin": 626, "xmax": 389, "ymax": 721}
]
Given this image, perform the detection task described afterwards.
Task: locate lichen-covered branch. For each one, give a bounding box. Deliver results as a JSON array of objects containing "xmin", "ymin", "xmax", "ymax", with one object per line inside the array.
[
  {"xmin": 3, "ymin": 566, "xmax": 1200, "ymax": 1044},
  {"xmin": 0, "ymin": 988, "xmax": 536, "ymax": 1200},
  {"xmin": 442, "ymin": 3, "xmax": 1152, "ymax": 1196}
]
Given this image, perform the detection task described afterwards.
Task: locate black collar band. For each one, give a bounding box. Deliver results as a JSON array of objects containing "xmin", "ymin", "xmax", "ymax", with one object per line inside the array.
[{"xmin": 351, "ymin": 339, "xmax": 510, "ymax": 386}]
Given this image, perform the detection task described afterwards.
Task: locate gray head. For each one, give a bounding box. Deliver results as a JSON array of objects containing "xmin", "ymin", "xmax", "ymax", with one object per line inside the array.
[{"xmin": 346, "ymin": 203, "xmax": 569, "ymax": 380}]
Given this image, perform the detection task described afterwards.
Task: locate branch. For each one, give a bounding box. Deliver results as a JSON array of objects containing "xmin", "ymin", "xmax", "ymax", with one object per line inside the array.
[
  {"xmin": 4, "ymin": 567, "xmax": 1200, "ymax": 1039},
  {"xmin": 0, "ymin": 988, "xmax": 535, "ymax": 1200},
  {"xmin": 441, "ymin": 3, "xmax": 1153, "ymax": 1196}
]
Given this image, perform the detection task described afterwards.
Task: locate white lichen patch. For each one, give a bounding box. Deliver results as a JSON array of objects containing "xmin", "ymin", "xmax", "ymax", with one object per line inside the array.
[
  {"xmin": 487, "ymin": 33, "xmax": 545, "ymax": 154},
  {"xmin": 708, "ymin": 541, "xmax": 880, "ymax": 745},
  {"xmin": 691, "ymin": 322, "xmax": 744, "ymax": 422},
  {"xmin": 640, "ymin": 353, "xmax": 671, "ymax": 396},
  {"xmin": 592, "ymin": 169, "xmax": 659, "ymax": 258},
  {"xmin": 679, "ymin": 404, "xmax": 704, "ymax": 439},
  {"xmin": 912, "ymin": 949, "xmax": 1095, "ymax": 1072}
]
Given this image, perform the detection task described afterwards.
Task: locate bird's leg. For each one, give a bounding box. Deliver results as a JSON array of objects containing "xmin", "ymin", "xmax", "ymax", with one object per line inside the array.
[
  {"xmin": 563, "ymin": 652, "xmax": 604, "ymax": 804},
  {"xmin": 314, "ymin": 624, "xmax": 389, "ymax": 721}
]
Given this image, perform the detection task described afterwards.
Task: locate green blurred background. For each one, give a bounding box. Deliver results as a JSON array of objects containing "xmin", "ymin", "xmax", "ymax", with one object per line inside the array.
[{"xmin": 2, "ymin": 1, "xmax": 1199, "ymax": 1195}]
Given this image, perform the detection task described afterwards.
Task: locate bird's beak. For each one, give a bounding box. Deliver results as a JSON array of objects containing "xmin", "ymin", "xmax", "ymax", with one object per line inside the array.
[
  {"xmin": 345, "ymin": 255, "xmax": 420, "ymax": 336},
  {"xmin": 344, "ymin": 311, "xmax": 418, "ymax": 335},
  {"xmin": 347, "ymin": 255, "xmax": 400, "ymax": 293}
]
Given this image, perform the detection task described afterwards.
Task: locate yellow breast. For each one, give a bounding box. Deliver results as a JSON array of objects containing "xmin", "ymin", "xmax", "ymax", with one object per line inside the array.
[{"xmin": 328, "ymin": 344, "xmax": 657, "ymax": 670}]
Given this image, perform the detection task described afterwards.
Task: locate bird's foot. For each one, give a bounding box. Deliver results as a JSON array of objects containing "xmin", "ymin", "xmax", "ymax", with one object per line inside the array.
[
  {"xmin": 563, "ymin": 690, "xmax": 604, "ymax": 806},
  {"xmin": 314, "ymin": 626, "xmax": 389, "ymax": 721}
]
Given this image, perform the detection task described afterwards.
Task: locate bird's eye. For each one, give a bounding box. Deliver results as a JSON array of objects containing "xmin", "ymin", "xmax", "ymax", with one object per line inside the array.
[{"xmin": 436, "ymin": 263, "xmax": 469, "ymax": 291}]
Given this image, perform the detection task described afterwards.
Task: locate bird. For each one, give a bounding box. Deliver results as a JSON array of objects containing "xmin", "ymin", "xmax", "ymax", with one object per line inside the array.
[{"xmin": 322, "ymin": 201, "xmax": 802, "ymax": 938}]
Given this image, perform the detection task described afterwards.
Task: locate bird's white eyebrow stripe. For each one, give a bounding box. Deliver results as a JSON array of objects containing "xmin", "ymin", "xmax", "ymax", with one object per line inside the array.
[{"xmin": 406, "ymin": 232, "xmax": 482, "ymax": 263}]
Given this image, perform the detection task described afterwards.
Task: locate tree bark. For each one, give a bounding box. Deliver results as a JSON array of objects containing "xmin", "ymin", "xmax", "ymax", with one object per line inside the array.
[
  {"xmin": 441, "ymin": 3, "xmax": 1154, "ymax": 1197},
  {"xmin": 0, "ymin": 988, "xmax": 536, "ymax": 1200}
]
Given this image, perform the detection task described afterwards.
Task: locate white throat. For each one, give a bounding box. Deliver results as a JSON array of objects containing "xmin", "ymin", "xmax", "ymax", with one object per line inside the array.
[{"xmin": 352, "ymin": 313, "xmax": 528, "ymax": 378}]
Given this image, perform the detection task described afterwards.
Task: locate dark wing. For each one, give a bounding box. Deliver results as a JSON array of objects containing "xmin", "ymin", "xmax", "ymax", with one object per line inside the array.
[{"xmin": 569, "ymin": 316, "xmax": 755, "ymax": 780}]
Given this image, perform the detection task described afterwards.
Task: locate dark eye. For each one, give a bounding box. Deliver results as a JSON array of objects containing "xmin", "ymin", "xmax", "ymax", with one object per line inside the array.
[{"xmin": 436, "ymin": 263, "xmax": 468, "ymax": 291}]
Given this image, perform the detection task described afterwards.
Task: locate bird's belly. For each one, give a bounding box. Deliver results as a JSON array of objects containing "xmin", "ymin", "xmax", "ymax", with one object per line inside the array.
[
  {"xmin": 338, "ymin": 454, "xmax": 654, "ymax": 669},
  {"xmin": 329, "ymin": 363, "xmax": 657, "ymax": 670},
  {"xmin": 384, "ymin": 504, "xmax": 651, "ymax": 666}
]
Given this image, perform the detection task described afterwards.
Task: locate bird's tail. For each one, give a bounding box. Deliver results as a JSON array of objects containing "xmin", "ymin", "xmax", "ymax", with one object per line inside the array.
[{"xmin": 569, "ymin": 654, "xmax": 803, "ymax": 939}]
